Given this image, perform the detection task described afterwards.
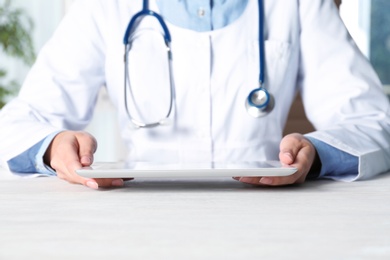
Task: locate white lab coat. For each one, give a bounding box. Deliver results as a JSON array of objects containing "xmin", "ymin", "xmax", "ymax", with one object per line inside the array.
[{"xmin": 0, "ymin": 0, "xmax": 389, "ymax": 181}]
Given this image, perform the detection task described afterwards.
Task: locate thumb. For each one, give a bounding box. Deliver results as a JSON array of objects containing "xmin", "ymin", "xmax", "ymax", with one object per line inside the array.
[
  {"xmin": 75, "ymin": 132, "xmax": 98, "ymax": 167},
  {"xmin": 279, "ymin": 134, "xmax": 301, "ymax": 165}
]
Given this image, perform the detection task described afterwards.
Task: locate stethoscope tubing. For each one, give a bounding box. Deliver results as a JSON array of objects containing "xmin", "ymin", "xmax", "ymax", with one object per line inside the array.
[
  {"xmin": 123, "ymin": 0, "xmax": 274, "ymax": 127},
  {"xmin": 123, "ymin": 0, "xmax": 171, "ymax": 45},
  {"xmin": 123, "ymin": 0, "xmax": 174, "ymax": 128},
  {"xmin": 258, "ymin": 0, "xmax": 265, "ymax": 85}
]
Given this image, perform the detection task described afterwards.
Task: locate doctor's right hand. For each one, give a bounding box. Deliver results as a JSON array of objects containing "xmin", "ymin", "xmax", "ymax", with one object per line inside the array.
[{"xmin": 44, "ymin": 131, "xmax": 126, "ymax": 189}]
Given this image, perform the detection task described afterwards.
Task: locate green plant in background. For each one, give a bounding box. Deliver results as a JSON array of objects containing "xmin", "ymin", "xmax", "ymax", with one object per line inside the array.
[{"xmin": 0, "ymin": 0, "xmax": 35, "ymax": 108}]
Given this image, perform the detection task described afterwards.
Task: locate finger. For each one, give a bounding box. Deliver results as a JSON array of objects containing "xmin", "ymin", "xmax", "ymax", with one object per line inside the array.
[
  {"xmin": 61, "ymin": 161, "xmax": 127, "ymax": 189},
  {"xmin": 64, "ymin": 161, "xmax": 127, "ymax": 189},
  {"xmin": 269, "ymin": 135, "xmax": 316, "ymax": 185},
  {"xmin": 237, "ymin": 177, "xmax": 262, "ymax": 185},
  {"xmin": 233, "ymin": 176, "xmax": 264, "ymax": 185},
  {"xmin": 258, "ymin": 174, "xmax": 303, "ymax": 186},
  {"xmin": 292, "ymin": 144, "xmax": 315, "ymax": 181},
  {"xmin": 48, "ymin": 132, "xmax": 128, "ymax": 189},
  {"xmin": 51, "ymin": 136, "xmax": 83, "ymax": 180},
  {"xmin": 74, "ymin": 133, "xmax": 128, "ymax": 188},
  {"xmin": 279, "ymin": 134, "xmax": 302, "ymax": 165},
  {"xmin": 235, "ymin": 175, "xmax": 301, "ymax": 186},
  {"xmin": 50, "ymin": 132, "xmax": 98, "ymax": 188},
  {"xmin": 236, "ymin": 134, "xmax": 310, "ymax": 186},
  {"xmin": 93, "ymin": 178, "xmax": 126, "ymax": 188},
  {"xmin": 90, "ymin": 178, "xmax": 135, "ymax": 189},
  {"xmin": 62, "ymin": 151, "xmax": 94, "ymax": 187},
  {"xmin": 75, "ymin": 132, "xmax": 97, "ymax": 167}
]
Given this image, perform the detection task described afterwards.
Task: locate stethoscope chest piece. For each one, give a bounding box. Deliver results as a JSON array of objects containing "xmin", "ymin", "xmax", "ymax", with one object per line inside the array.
[{"xmin": 245, "ymin": 87, "xmax": 275, "ymax": 118}]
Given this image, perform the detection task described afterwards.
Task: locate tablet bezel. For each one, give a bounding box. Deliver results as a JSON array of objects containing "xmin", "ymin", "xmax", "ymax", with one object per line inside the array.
[{"xmin": 76, "ymin": 161, "xmax": 297, "ymax": 178}]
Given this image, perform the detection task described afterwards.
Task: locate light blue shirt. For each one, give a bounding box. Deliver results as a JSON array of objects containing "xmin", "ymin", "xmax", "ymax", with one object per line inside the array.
[
  {"xmin": 155, "ymin": 0, "xmax": 248, "ymax": 32},
  {"xmin": 7, "ymin": 0, "xmax": 358, "ymax": 179}
]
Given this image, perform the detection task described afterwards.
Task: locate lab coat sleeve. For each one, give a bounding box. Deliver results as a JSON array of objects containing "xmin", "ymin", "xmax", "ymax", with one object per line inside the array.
[
  {"xmin": 0, "ymin": 0, "xmax": 106, "ymax": 168},
  {"xmin": 298, "ymin": 0, "xmax": 390, "ymax": 181}
]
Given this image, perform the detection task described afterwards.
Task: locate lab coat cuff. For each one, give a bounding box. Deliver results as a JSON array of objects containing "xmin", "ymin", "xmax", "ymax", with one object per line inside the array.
[{"xmin": 304, "ymin": 135, "xmax": 359, "ymax": 181}]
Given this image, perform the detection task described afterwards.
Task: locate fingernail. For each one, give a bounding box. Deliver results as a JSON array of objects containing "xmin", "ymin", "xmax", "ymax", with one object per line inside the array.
[
  {"xmin": 81, "ymin": 156, "xmax": 92, "ymax": 165},
  {"xmin": 239, "ymin": 177, "xmax": 252, "ymax": 183},
  {"xmin": 260, "ymin": 177, "xmax": 273, "ymax": 185},
  {"xmin": 284, "ymin": 152, "xmax": 294, "ymax": 161},
  {"xmin": 112, "ymin": 179, "xmax": 124, "ymax": 187},
  {"xmin": 86, "ymin": 181, "xmax": 99, "ymax": 190}
]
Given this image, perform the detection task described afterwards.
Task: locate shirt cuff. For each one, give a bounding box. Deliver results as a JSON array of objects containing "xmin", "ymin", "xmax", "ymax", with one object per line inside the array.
[
  {"xmin": 7, "ymin": 131, "xmax": 61, "ymax": 176},
  {"xmin": 305, "ymin": 136, "xmax": 359, "ymax": 180}
]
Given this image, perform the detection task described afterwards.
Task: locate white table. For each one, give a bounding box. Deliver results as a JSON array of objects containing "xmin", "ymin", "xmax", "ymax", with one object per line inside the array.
[{"xmin": 1, "ymin": 169, "xmax": 390, "ymax": 260}]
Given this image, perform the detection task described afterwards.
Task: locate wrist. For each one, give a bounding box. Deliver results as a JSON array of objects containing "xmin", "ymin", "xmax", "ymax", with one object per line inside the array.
[
  {"xmin": 307, "ymin": 149, "xmax": 322, "ymax": 180},
  {"xmin": 43, "ymin": 131, "xmax": 65, "ymax": 167}
]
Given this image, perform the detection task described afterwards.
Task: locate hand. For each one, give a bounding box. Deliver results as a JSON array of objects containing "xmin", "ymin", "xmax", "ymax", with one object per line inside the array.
[
  {"xmin": 235, "ymin": 133, "xmax": 318, "ymax": 186},
  {"xmin": 44, "ymin": 131, "xmax": 126, "ymax": 189}
]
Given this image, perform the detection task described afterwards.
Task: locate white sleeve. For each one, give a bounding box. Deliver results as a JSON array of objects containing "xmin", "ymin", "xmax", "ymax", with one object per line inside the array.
[
  {"xmin": 0, "ymin": 0, "xmax": 106, "ymax": 162},
  {"xmin": 299, "ymin": 0, "xmax": 390, "ymax": 180}
]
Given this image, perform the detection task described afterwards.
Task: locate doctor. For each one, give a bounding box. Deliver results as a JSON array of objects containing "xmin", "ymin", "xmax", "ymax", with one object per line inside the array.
[{"xmin": 0, "ymin": 0, "xmax": 389, "ymax": 189}]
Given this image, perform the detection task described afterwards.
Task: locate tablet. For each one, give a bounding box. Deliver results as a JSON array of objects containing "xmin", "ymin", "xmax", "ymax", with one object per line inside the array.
[{"xmin": 76, "ymin": 161, "xmax": 297, "ymax": 178}]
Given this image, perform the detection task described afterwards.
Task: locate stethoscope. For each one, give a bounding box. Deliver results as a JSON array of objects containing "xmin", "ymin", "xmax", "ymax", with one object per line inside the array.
[{"xmin": 123, "ymin": 0, "xmax": 274, "ymax": 128}]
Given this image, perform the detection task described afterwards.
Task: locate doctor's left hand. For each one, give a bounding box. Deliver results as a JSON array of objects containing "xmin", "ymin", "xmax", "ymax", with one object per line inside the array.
[
  {"xmin": 235, "ymin": 133, "xmax": 318, "ymax": 186},
  {"xmin": 44, "ymin": 131, "xmax": 126, "ymax": 190}
]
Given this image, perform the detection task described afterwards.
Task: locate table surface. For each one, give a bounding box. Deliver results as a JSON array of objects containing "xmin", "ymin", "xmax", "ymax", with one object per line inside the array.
[{"xmin": 1, "ymin": 169, "xmax": 390, "ymax": 260}]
